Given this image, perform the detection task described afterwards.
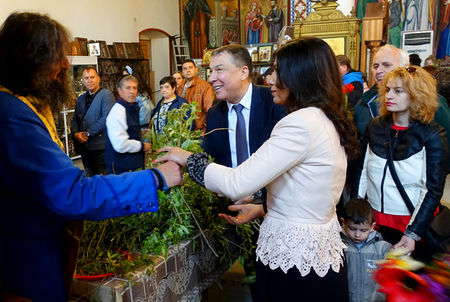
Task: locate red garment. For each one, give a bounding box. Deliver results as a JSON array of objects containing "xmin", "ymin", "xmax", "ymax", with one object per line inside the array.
[
  {"xmin": 391, "ymin": 124, "xmax": 408, "ymax": 131},
  {"xmin": 374, "ymin": 210, "xmax": 411, "ymax": 233},
  {"xmin": 244, "ymin": 4, "xmax": 263, "ymax": 44}
]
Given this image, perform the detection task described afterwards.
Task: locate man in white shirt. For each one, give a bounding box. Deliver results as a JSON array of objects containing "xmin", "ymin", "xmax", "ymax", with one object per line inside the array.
[{"xmin": 104, "ymin": 75, "xmax": 151, "ymax": 174}]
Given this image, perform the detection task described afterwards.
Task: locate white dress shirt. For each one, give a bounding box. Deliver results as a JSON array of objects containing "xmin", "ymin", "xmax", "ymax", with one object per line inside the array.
[
  {"xmin": 227, "ymin": 84, "xmax": 252, "ymax": 168},
  {"xmin": 106, "ymin": 103, "xmax": 142, "ymax": 153}
]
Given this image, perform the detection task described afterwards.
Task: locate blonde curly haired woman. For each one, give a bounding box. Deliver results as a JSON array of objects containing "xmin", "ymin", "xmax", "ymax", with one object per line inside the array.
[{"xmin": 356, "ymin": 66, "xmax": 448, "ymax": 258}]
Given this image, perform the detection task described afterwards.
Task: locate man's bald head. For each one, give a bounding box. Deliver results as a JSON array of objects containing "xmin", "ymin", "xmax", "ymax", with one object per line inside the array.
[{"xmin": 372, "ymin": 45, "xmax": 409, "ymax": 84}]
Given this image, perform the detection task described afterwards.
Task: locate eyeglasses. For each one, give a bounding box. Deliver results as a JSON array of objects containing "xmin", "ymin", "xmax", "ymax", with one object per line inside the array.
[{"xmin": 406, "ymin": 66, "xmax": 416, "ymax": 74}]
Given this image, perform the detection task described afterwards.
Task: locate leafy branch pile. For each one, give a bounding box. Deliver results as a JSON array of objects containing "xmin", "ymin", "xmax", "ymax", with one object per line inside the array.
[{"xmin": 76, "ymin": 103, "xmax": 255, "ymax": 277}]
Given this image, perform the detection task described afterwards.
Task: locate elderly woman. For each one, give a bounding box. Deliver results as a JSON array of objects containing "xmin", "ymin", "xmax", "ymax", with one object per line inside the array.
[
  {"xmin": 151, "ymin": 76, "xmax": 189, "ymax": 134},
  {"xmin": 156, "ymin": 38, "xmax": 358, "ymax": 301},
  {"xmin": 356, "ymin": 66, "xmax": 448, "ymax": 256}
]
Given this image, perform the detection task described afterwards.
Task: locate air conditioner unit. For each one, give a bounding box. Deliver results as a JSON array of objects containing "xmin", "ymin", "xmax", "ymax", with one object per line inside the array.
[{"xmin": 401, "ymin": 30, "xmax": 433, "ymax": 64}]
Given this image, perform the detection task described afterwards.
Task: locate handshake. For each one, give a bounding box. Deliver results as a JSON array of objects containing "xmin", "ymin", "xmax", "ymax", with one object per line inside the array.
[
  {"xmin": 152, "ymin": 146, "xmax": 193, "ymax": 188},
  {"xmin": 156, "ymin": 146, "xmax": 266, "ymax": 225}
]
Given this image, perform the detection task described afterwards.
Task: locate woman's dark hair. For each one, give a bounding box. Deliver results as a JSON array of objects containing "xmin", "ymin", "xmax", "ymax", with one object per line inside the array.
[
  {"xmin": 436, "ymin": 68, "xmax": 450, "ymax": 107},
  {"xmin": 133, "ymin": 71, "xmax": 152, "ymax": 97},
  {"xmin": 159, "ymin": 76, "xmax": 177, "ymax": 89},
  {"xmin": 252, "ymin": 71, "xmax": 264, "ymax": 85},
  {"xmin": 273, "ymin": 38, "xmax": 358, "ymax": 158},
  {"xmin": 342, "ymin": 198, "xmax": 374, "ymax": 224},
  {"xmin": 0, "ymin": 12, "xmax": 71, "ymax": 96}
]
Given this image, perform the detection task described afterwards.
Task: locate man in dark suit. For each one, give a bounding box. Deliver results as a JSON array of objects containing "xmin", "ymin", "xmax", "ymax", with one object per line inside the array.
[
  {"xmin": 203, "ymin": 44, "xmax": 286, "ymax": 300},
  {"xmin": 204, "ymin": 44, "xmax": 285, "ymax": 170}
]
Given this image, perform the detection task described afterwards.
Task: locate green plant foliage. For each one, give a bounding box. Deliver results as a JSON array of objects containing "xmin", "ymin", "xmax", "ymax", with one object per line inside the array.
[{"xmin": 77, "ymin": 103, "xmax": 255, "ymax": 277}]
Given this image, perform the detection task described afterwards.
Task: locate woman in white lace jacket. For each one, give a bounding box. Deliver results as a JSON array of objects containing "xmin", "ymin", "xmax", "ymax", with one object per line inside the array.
[{"xmin": 157, "ymin": 38, "xmax": 358, "ymax": 301}]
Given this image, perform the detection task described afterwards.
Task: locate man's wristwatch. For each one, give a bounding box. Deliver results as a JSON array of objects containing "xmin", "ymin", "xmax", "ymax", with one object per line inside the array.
[{"xmin": 252, "ymin": 189, "xmax": 263, "ymax": 200}]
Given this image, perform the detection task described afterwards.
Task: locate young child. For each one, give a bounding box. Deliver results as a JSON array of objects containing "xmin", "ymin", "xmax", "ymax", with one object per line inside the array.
[{"xmin": 341, "ymin": 198, "xmax": 391, "ymax": 302}]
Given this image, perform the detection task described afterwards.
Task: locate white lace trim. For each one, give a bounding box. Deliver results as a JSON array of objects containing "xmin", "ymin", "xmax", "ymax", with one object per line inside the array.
[{"xmin": 256, "ymin": 215, "xmax": 345, "ymax": 277}]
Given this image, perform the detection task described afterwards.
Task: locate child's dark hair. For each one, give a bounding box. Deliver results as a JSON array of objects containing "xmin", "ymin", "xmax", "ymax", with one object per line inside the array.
[{"xmin": 342, "ymin": 198, "xmax": 374, "ymax": 224}]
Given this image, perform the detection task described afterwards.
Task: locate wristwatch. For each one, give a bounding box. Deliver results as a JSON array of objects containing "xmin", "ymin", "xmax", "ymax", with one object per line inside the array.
[{"xmin": 86, "ymin": 132, "xmax": 91, "ymax": 138}]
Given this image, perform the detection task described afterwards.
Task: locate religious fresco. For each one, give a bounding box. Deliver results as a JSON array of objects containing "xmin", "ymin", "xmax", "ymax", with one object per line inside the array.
[
  {"xmin": 436, "ymin": 0, "xmax": 449, "ymax": 59},
  {"xmin": 178, "ymin": 0, "xmax": 448, "ymax": 60},
  {"xmin": 241, "ymin": 0, "xmax": 289, "ymax": 44},
  {"xmin": 179, "ymin": 0, "xmax": 216, "ymax": 58},
  {"xmin": 290, "ymin": 0, "xmax": 311, "ymax": 23},
  {"xmin": 357, "ymin": 0, "xmax": 437, "ymax": 48},
  {"xmin": 179, "ymin": 0, "xmax": 309, "ymax": 56},
  {"xmin": 220, "ymin": 0, "xmax": 240, "ymax": 46}
]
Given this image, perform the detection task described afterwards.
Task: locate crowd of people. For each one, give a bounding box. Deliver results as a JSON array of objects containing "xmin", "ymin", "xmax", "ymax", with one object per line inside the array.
[{"xmin": 0, "ymin": 11, "xmax": 449, "ymax": 302}]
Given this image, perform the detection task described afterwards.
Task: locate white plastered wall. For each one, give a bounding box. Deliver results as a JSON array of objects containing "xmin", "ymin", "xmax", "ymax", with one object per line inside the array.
[
  {"xmin": 0, "ymin": 0, "xmax": 180, "ymax": 43},
  {"xmin": 0, "ymin": 0, "xmax": 179, "ymax": 99},
  {"xmin": 337, "ymin": 0, "xmax": 355, "ymax": 17}
]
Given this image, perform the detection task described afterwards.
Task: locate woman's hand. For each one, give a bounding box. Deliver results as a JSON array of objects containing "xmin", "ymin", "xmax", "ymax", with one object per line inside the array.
[
  {"xmin": 218, "ymin": 204, "xmax": 265, "ymax": 225},
  {"xmin": 154, "ymin": 146, "xmax": 193, "ymax": 167},
  {"xmin": 393, "ymin": 235, "xmax": 416, "ymax": 255}
]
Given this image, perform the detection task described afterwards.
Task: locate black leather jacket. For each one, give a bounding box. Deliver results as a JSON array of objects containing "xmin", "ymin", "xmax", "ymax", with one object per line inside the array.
[{"xmin": 362, "ymin": 115, "xmax": 448, "ymax": 238}]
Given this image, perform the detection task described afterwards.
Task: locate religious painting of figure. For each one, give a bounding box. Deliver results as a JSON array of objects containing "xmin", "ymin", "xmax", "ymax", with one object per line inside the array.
[
  {"xmin": 265, "ymin": 0, "xmax": 285, "ymax": 43},
  {"xmin": 403, "ymin": 0, "xmax": 432, "ymax": 31},
  {"xmin": 245, "ymin": 1, "xmax": 264, "ymax": 44},
  {"xmin": 436, "ymin": 0, "xmax": 450, "ymax": 59},
  {"xmin": 182, "ymin": 0, "xmax": 213, "ymax": 58},
  {"xmin": 241, "ymin": 0, "xmax": 288, "ymax": 44},
  {"xmin": 388, "ymin": 0, "xmax": 403, "ymax": 48}
]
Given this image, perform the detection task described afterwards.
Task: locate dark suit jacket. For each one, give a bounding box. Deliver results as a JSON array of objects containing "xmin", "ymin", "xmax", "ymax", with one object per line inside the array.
[{"xmin": 203, "ymin": 85, "xmax": 286, "ymax": 167}]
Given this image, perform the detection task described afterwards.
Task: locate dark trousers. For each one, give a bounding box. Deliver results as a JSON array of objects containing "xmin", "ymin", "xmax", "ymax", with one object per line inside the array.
[
  {"xmin": 79, "ymin": 147, "xmax": 106, "ymax": 176},
  {"xmin": 376, "ymin": 225, "xmax": 433, "ymax": 261},
  {"xmin": 256, "ymin": 260, "xmax": 349, "ymax": 302}
]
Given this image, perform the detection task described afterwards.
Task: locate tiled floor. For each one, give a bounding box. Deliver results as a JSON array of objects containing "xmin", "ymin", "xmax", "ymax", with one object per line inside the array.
[{"xmin": 204, "ymin": 261, "xmax": 252, "ymax": 302}]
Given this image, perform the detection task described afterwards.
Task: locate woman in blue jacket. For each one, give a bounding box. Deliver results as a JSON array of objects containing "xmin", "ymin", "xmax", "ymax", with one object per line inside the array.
[{"xmin": 151, "ymin": 76, "xmax": 190, "ymax": 133}]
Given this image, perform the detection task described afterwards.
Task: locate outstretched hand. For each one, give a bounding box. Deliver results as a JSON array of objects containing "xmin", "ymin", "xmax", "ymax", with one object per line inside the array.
[
  {"xmin": 393, "ymin": 235, "xmax": 416, "ymax": 255},
  {"xmin": 218, "ymin": 204, "xmax": 265, "ymax": 225},
  {"xmin": 156, "ymin": 161, "xmax": 184, "ymax": 188},
  {"xmin": 154, "ymin": 146, "xmax": 193, "ymax": 167}
]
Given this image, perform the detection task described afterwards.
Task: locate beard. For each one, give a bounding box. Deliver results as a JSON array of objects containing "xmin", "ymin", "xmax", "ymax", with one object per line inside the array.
[{"xmin": 32, "ymin": 68, "xmax": 74, "ymax": 113}]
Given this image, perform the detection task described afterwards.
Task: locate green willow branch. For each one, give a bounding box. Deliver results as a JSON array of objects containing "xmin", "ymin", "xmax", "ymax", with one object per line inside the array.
[{"xmin": 176, "ymin": 187, "xmax": 219, "ymax": 258}]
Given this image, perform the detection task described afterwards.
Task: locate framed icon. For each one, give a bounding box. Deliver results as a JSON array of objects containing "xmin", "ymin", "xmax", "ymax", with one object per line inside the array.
[
  {"xmin": 258, "ymin": 45, "xmax": 272, "ymax": 62},
  {"xmin": 114, "ymin": 42, "xmax": 127, "ymax": 59},
  {"xmin": 202, "ymin": 49, "xmax": 214, "ymax": 65},
  {"xmin": 98, "ymin": 40, "xmax": 109, "ymax": 58},
  {"xmin": 88, "ymin": 42, "xmax": 101, "ymax": 56},
  {"xmin": 75, "ymin": 37, "xmax": 88, "ymax": 56}
]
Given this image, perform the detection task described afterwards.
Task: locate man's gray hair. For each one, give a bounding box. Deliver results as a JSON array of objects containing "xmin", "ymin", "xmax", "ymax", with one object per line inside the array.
[{"xmin": 117, "ymin": 74, "xmax": 138, "ymax": 88}]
